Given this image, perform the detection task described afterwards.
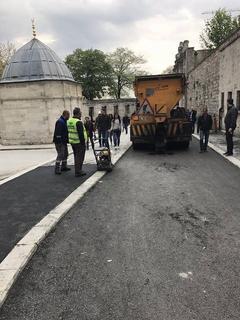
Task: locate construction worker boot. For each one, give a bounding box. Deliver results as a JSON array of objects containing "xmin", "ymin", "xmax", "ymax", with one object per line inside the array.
[
  {"xmin": 55, "ymin": 162, "xmax": 61, "ymax": 175},
  {"xmin": 61, "ymin": 161, "xmax": 71, "ymax": 172}
]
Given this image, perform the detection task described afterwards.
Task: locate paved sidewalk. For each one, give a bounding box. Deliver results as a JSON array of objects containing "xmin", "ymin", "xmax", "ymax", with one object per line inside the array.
[
  {"xmin": 194, "ymin": 131, "xmax": 240, "ymax": 161},
  {"xmin": 0, "ymin": 133, "xmax": 130, "ymax": 263}
]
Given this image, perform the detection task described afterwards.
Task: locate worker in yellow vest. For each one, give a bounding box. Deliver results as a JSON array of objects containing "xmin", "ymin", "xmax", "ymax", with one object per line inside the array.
[{"xmin": 67, "ymin": 107, "xmax": 88, "ymax": 177}]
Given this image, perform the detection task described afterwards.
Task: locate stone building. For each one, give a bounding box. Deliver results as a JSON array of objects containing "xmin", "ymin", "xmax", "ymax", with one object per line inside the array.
[
  {"xmin": 83, "ymin": 98, "xmax": 136, "ymax": 119},
  {"xmin": 174, "ymin": 27, "xmax": 240, "ymax": 134},
  {"xmin": 0, "ymin": 37, "xmax": 83, "ymax": 145}
]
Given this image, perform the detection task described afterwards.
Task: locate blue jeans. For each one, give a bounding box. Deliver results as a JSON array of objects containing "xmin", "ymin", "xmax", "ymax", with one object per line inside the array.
[
  {"xmin": 200, "ymin": 130, "xmax": 209, "ymax": 151},
  {"xmin": 98, "ymin": 130, "xmax": 109, "ymax": 148},
  {"xmin": 113, "ymin": 129, "xmax": 121, "ymax": 147}
]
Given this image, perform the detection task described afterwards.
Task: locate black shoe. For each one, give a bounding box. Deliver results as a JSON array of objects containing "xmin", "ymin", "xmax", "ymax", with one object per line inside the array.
[
  {"xmin": 226, "ymin": 153, "xmax": 233, "ymax": 156},
  {"xmin": 223, "ymin": 152, "xmax": 229, "ymax": 155},
  {"xmin": 199, "ymin": 150, "xmax": 204, "ymax": 153},
  {"xmin": 55, "ymin": 163, "xmax": 61, "ymax": 175},
  {"xmin": 75, "ymin": 171, "xmax": 87, "ymax": 177},
  {"xmin": 61, "ymin": 167, "xmax": 71, "ymax": 172}
]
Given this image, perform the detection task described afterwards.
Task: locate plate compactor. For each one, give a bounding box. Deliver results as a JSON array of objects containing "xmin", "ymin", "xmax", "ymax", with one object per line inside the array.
[{"xmin": 93, "ymin": 147, "xmax": 113, "ymax": 172}]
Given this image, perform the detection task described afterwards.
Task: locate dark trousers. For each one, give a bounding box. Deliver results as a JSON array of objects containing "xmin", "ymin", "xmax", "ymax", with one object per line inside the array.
[
  {"xmin": 226, "ymin": 131, "xmax": 234, "ymax": 154},
  {"xmin": 109, "ymin": 130, "xmax": 113, "ymax": 145},
  {"xmin": 55, "ymin": 143, "xmax": 68, "ymax": 168},
  {"xmin": 86, "ymin": 134, "xmax": 94, "ymax": 150},
  {"xmin": 123, "ymin": 125, "xmax": 128, "ymax": 134},
  {"xmin": 113, "ymin": 129, "xmax": 121, "ymax": 146},
  {"xmin": 71, "ymin": 143, "xmax": 86, "ymax": 174},
  {"xmin": 199, "ymin": 130, "xmax": 209, "ymax": 151},
  {"xmin": 98, "ymin": 130, "xmax": 109, "ymax": 148}
]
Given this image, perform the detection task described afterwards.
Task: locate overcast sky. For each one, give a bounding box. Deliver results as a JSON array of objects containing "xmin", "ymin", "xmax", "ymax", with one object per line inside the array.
[{"xmin": 1, "ymin": 0, "xmax": 240, "ymax": 73}]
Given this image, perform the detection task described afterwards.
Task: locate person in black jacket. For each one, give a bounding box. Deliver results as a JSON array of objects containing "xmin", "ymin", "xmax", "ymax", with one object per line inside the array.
[
  {"xmin": 84, "ymin": 116, "xmax": 95, "ymax": 150},
  {"xmin": 95, "ymin": 108, "xmax": 111, "ymax": 148},
  {"xmin": 53, "ymin": 110, "xmax": 70, "ymax": 174},
  {"xmin": 197, "ymin": 108, "xmax": 213, "ymax": 153},
  {"xmin": 224, "ymin": 99, "xmax": 238, "ymax": 156}
]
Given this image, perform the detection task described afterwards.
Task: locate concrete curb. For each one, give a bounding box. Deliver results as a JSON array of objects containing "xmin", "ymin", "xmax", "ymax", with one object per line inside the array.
[
  {"xmin": 0, "ymin": 142, "xmax": 132, "ymax": 308},
  {"xmin": 192, "ymin": 134, "xmax": 240, "ymax": 169}
]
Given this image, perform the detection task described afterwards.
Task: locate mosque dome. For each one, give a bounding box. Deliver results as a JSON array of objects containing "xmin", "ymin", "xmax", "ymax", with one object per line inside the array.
[{"xmin": 1, "ymin": 38, "xmax": 74, "ymax": 83}]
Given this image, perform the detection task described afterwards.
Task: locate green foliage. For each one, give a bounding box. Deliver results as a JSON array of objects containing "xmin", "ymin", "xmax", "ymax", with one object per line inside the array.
[
  {"xmin": 65, "ymin": 49, "xmax": 112, "ymax": 100},
  {"xmin": 201, "ymin": 9, "xmax": 240, "ymax": 49},
  {"xmin": 107, "ymin": 48, "xmax": 146, "ymax": 99}
]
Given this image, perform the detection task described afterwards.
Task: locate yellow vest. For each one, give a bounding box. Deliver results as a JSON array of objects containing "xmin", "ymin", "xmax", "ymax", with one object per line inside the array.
[{"xmin": 67, "ymin": 118, "xmax": 87, "ymax": 144}]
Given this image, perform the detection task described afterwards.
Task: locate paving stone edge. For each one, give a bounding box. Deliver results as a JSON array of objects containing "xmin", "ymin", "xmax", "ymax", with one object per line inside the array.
[{"xmin": 0, "ymin": 142, "xmax": 132, "ymax": 308}]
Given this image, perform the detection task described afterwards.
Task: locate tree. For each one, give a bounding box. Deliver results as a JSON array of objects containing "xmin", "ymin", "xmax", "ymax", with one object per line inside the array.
[
  {"xmin": 200, "ymin": 9, "xmax": 240, "ymax": 49},
  {"xmin": 0, "ymin": 42, "xmax": 16, "ymax": 77},
  {"xmin": 107, "ymin": 48, "xmax": 146, "ymax": 99},
  {"xmin": 162, "ymin": 65, "xmax": 174, "ymax": 74},
  {"xmin": 65, "ymin": 49, "xmax": 113, "ymax": 100}
]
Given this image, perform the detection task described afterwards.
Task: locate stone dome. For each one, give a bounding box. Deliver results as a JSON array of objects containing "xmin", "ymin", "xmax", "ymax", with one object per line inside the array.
[{"xmin": 1, "ymin": 38, "xmax": 74, "ymax": 83}]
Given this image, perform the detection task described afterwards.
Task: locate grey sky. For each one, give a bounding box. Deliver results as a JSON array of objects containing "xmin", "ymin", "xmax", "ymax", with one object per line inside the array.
[{"xmin": 1, "ymin": 0, "xmax": 240, "ymax": 72}]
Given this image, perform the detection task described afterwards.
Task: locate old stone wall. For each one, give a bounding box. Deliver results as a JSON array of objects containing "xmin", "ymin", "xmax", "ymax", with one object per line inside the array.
[
  {"xmin": 187, "ymin": 51, "xmax": 220, "ymax": 115},
  {"xmin": 175, "ymin": 28, "xmax": 240, "ymax": 135},
  {"xmin": 0, "ymin": 80, "xmax": 83, "ymax": 145},
  {"xmin": 219, "ymin": 28, "xmax": 240, "ymax": 132},
  {"xmin": 82, "ymin": 98, "xmax": 136, "ymax": 119}
]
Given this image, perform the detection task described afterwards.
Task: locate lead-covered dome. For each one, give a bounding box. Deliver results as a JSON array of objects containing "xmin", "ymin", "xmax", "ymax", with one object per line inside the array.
[{"xmin": 1, "ymin": 38, "xmax": 74, "ymax": 83}]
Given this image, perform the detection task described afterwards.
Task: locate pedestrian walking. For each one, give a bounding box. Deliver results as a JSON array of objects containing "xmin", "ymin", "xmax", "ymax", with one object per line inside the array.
[
  {"xmin": 197, "ymin": 108, "xmax": 213, "ymax": 153},
  {"xmin": 190, "ymin": 108, "xmax": 197, "ymax": 133},
  {"xmin": 219, "ymin": 106, "xmax": 224, "ymax": 130},
  {"xmin": 112, "ymin": 113, "xmax": 121, "ymax": 149},
  {"xmin": 108, "ymin": 114, "xmax": 114, "ymax": 146},
  {"xmin": 95, "ymin": 108, "xmax": 111, "ymax": 148},
  {"xmin": 224, "ymin": 99, "xmax": 238, "ymax": 156},
  {"xmin": 122, "ymin": 114, "xmax": 130, "ymax": 134},
  {"xmin": 84, "ymin": 116, "xmax": 95, "ymax": 150},
  {"xmin": 67, "ymin": 107, "xmax": 87, "ymax": 177},
  {"xmin": 53, "ymin": 110, "xmax": 71, "ymax": 175}
]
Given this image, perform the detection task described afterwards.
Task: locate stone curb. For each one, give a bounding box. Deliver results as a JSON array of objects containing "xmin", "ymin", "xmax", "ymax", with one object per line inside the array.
[
  {"xmin": 192, "ymin": 134, "xmax": 240, "ymax": 169},
  {"xmin": 0, "ymin": 142, "xmax": 132, "ymax": 308}
]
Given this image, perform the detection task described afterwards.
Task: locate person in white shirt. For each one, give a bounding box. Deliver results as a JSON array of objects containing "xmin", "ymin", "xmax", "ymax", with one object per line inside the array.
[{"xmin": 112, "ymin": 113, "xmax": 121, "ymax": 149}]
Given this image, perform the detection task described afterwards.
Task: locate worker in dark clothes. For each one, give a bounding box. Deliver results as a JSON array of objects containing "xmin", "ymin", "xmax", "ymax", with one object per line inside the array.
[
  {"xmin": 95, "ymin": 108, "xmax": 111, "ymax": 148},
  {"xmin": 67, "ymin": 107, "xmax": 87, "ymax": 177},
  {"xmin": 197, "ymin": 108, "xmax": 213, "ymax": 153},
  {"xmin": 224, "ymin": 99, "xmax": 238, "ymax": 156},
  {"xmin": 84, "ymin": 116, "xmax": 95, "ymax": 150},
  {"xmin": 53, "ymin": 110, "xmax": 70, "ymax": 175}
]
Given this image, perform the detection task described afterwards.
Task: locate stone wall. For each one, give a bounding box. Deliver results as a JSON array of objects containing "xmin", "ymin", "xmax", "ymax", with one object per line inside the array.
[
  {"xmin": 219, "ymin": 28, "xmax": 240, "ymax": 132},
  {"xmin": 187, "ymin": 51, "xmax": 220, "ymax": 115},
  {"xmin": 82, "ymin": 98, "xmax": 136, "ymax": 120},
  {"xmin": 174, "ymin": 28, "xmax": 240, "ymax": 135},
  {"xmin": 0, "ymin": 80, "xmax": 83, "ymax": 145}
]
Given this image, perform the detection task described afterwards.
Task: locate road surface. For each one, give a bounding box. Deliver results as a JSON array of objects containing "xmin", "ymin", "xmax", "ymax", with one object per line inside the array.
[{"xmin": 1, "ymin": 140, "xmax": 240, "ymax": 320}]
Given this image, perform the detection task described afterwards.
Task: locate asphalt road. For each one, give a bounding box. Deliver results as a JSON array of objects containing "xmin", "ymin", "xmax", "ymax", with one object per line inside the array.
[
  {"xmin": 0, "ymin": 164, "xmax": 96, "ymax": 262},
  {"xmin": 1, "ymin": 140, "xmax": 240, "ymax": 320}
]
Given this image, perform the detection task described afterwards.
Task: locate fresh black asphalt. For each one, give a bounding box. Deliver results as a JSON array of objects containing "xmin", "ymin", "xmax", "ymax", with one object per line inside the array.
[
  {"xmin": 1, "ymin": 140, "xmax": 240, "ymax": 319},
  {"xmin": 0, "ymin": 164, "xmax": 96, "ymax": 262}
]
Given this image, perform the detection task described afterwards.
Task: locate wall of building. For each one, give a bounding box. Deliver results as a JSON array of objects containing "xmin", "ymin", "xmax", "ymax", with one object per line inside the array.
[
  {"xmin": 219, "ymin": 28, "xmax": 240, "ymax": 132},
  {"xmin": 82, "ymin": 98, "xmax": 136, "ymax": 120},
  {"xmin": 187, "ymin": 51, "xmax": 220, "ymax": 115},
  {"xmin": 174, "ymin": 28, "xmax": 240, "ymax": 135},
  {"xmin": 0, "ymin": 80, "xmax": 83, "ymax": 145}
]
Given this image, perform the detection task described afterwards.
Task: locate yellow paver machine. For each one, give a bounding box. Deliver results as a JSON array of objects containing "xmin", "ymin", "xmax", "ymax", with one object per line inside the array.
[{"xmin": 131, "ymin": 73, "xmax": 192, "ymax": 150}]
